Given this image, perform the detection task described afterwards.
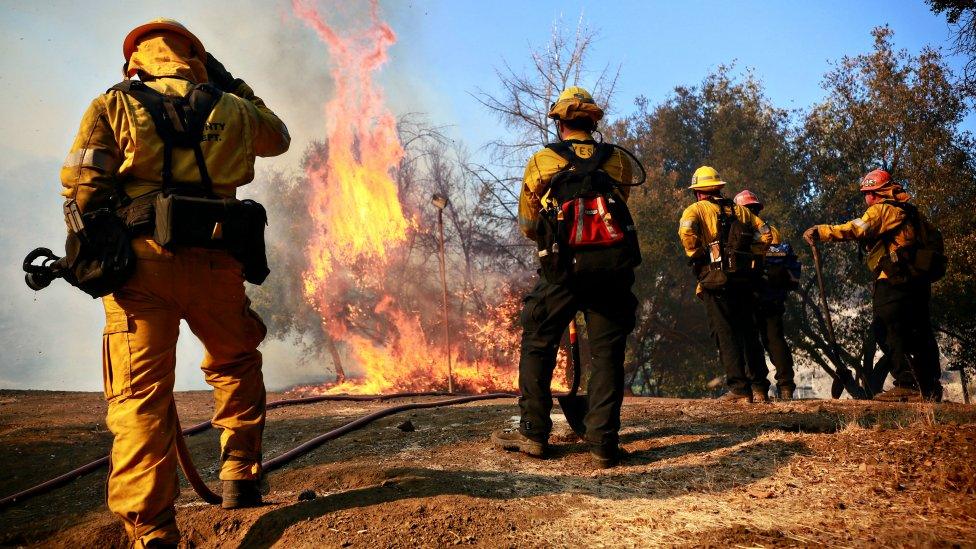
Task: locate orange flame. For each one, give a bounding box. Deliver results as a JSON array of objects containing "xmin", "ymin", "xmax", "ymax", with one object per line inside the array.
[
  {"xmin": 294, "ymin": 0, "xmax": 409, "ymax": 305},
  {"xmin": 293, "ymin": 0, "xmax": 569, "ymax": 395}
]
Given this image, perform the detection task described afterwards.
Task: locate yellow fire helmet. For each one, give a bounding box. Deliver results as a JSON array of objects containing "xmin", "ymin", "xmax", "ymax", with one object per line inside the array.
[
  {"xmin": 123, "ymin": 18, "xmax": 205, "ymax": 62},
  {"xmin": 688, "ymin": 165, "xmax": 727, "ymax": 191},
  {"xmin": 548, "ymin": 86, "xmax": 605, "ymax": 124}
]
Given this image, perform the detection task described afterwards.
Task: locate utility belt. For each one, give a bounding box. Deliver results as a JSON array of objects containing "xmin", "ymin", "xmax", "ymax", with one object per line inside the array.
[
  {"xmin": 120, "ymin": 187, "xmax": 270, "ymax": 284},
  {"xmin": 691, "ymin": 241, "xmax": 762, "ymax": 291}
]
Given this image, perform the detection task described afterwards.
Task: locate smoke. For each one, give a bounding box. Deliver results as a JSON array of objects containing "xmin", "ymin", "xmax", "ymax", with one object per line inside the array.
[{"xmin": 0, "ymin": 0, "xmax": 429, "ymax": 391}]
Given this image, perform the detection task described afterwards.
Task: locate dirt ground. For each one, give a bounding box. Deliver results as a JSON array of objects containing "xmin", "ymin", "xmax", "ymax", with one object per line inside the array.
[{"xmin": 1, "ymin": 391, "xmax": 974, "ymax": 548}]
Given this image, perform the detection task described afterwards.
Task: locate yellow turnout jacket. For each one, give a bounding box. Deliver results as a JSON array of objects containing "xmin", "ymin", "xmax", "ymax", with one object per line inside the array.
[
  {"xmin": 60, "ymin": 36, "xmax": 290, "ymax": 212},
  {"xmin": 814, "ymin": 201, "xmax": 916, "ymax": 280},
  {"xmin": 677, "ymin": 198, "xmax": 773, "ymax": 258}
]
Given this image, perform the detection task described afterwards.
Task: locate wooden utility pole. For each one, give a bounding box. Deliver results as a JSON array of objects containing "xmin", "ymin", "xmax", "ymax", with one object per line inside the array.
[{"xmin": 432, "ymin": 194, "xmax": 453, "ymax": 393}]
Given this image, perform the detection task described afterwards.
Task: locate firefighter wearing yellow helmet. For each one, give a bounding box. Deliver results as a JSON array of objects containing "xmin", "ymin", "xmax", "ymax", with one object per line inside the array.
[
  {"xmin": 678, "ymin": 167, "xmax": 774, "ymax": 402},
  {"xmin": 492, "ymin": 86, "xmax": 639, "ymax": 468},
  {"xmin": 803, "ymin": 169, "xmax": 944, "ymax": 402},
  {"xmin": 59, "ymin": 18, "xmax": 290, "ymax": 547}
]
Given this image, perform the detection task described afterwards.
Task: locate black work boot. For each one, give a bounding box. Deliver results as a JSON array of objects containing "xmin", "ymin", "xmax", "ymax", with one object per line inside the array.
[
  {"xmin": 589, "ymin": 445, "xmax": 626, "ymax": 469},
  {"xmin": 491, "ymin": 429, "xmax": 547, "ymax": 457},
  {"xmin": 222, "ymin": 479, "xmax": 263, "ymax": 509},
  {"xmin": 921, "ymin": 383, "xmax": 944, "ymax": 403}
]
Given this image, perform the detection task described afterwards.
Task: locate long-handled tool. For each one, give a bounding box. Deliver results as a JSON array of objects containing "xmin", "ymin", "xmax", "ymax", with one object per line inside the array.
[
  {"xmin": 557, "ymin": 318, "xmax": 588, "ymax": 437},
  {"xmin": 810, "ymin": 243, "xmax": 865, "ymax": 399}
]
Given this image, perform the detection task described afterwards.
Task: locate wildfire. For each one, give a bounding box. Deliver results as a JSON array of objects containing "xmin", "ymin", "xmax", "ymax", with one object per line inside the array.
[{"xmin": 292, "ymin": 0, "xmax": 570, "ymax": 395}]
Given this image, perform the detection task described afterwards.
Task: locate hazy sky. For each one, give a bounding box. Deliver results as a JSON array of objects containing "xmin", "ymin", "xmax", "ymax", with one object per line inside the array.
[{"xmin": 0, "ymin": 0, "xmax": 966, "ymax": 391}]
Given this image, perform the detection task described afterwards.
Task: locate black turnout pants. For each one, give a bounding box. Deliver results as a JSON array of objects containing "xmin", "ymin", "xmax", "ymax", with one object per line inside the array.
[
  {"xmin": 748, "ymin": 300, "xmax": 796, "ymax": 392},
  {"xmin": 518, "ymin": 271, "xmax": 637, "ymax": 448},
  {"xmin": 701, "ymin": 284, "xmax": 770, "ymax": 396},
  {"xmin": 873, "ymin": 279, "xmax": 941, "ymax": 394}
]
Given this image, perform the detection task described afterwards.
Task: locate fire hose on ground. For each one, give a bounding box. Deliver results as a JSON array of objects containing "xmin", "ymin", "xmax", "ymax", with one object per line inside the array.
[{"xmin": 0, "ymin": 391, "xmax": 515, "ymax": 509}]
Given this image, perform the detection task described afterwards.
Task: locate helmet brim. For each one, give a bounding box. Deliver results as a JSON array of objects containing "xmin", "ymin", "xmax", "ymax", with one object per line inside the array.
[
  {"xmin": 123, "ymin": 21, "xmax": 205, "ymax": 61},
  {"xmin": 688, "ymin": 182, "xmax": 726, "ymax": 191}
]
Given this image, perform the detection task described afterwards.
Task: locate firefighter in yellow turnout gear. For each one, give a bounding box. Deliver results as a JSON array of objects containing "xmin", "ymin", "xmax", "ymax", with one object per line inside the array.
[
  {"xmin": 60, "ymin": 19, "xmax": 289, "ymax": 547},
  {"xmin": 803, "ymin": 169, "xmax": 943, "ymax": 402},
  {"xmin": 679, "ymin": 167, "xmax": 774, "ymax": 402}
]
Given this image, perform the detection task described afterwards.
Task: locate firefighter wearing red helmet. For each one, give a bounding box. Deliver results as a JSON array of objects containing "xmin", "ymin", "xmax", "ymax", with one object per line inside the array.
[
  {"xmin": 734, "ymin": 190, "xmax": 801, "ymax": 400},
  {"xmin": 803, "ymin": 169, "xmax": 944, "ymax": 402}
]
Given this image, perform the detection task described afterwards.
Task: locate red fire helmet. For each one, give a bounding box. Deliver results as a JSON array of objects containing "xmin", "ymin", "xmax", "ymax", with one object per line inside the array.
[
  {"xmin": 733, "ymin": 189, "xmax": 762, "ymax": 210},
  {"xmin": 859, "ymin": 169, "xmax": 892, "ymax": 193}
]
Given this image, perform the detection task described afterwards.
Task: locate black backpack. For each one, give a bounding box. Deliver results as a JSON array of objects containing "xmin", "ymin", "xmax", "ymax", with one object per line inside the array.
[
  {"xmin": 697, "ymin": 198, "xmax": 760, "ymax": 291},
  {"xmin": 716, "ymin": 198, "xmax": 760, "ymax": 276},
  {"xmin": 534, "ymin": 140, "xmax": 643, "ymax": 284}
]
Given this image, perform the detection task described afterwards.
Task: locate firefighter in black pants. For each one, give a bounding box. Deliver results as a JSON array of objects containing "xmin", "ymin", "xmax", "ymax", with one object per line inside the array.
[
  {"xmin": 804, "ymin": 169, "xmax": 943, "ymax": 401},
  {"xmin": 679, "ymin": 167, "xmax": 774, "ymax": 402},
  {"xmin": 734, "ymin": 190, "xmax": 801, "ymax": 400},
  {"xmin": 491, "ymin": 87, "xmax": 637, "ymax": 468}
]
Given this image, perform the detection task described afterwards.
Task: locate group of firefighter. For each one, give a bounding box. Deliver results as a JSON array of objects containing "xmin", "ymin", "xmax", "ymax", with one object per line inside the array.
[
  {"xmin": 50, "ymin": 19, "xmax": 947, "ymax": 548},
  {"xmin": 493, "ymin": 86, "xmax": 946, "ymax": 462}
]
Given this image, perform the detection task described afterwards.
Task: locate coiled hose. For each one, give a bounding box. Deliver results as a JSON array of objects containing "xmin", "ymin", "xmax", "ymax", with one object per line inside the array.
[{"xmin": 0, "ymin": 391, "xmax": 511, "ymax": 509}]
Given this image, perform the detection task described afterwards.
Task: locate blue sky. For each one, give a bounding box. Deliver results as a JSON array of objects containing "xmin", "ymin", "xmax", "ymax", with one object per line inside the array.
[
  {"xmin": 0, "ymin": 0, "xmax": 967, "ymax": 390},
  {"xmin": 391, "ymin": 0, "xmax": 970, "ymax": 148}
]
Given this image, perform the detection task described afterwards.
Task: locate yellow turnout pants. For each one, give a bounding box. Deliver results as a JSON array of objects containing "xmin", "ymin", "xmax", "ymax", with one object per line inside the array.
[{"xmin": 101, "ymin": 239, "xmax": 267, "ymax": 545}]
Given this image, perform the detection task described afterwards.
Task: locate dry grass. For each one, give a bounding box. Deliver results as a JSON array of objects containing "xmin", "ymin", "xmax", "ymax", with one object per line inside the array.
[{"xmin": 1, "ymin": 393, "xmax": 974, "ymax": 547}]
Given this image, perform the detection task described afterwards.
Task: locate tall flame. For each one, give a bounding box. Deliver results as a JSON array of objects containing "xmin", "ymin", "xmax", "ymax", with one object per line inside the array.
[
  {"xmin": 293, "ymin": 0, "xmax": 569, "ymax": 395},
  {"xmin": 294, "ymin": 0, "xmax": 409, "ymax": 305}
]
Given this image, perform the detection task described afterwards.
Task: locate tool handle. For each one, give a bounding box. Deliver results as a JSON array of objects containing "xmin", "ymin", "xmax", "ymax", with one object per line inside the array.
[
  {"xmin": 810, "ymin": 244, "xmax": 838, "ymax": 349},
  {"xmin": 568, "ymin": 319, "xmax": 582, "ymax": 397}
]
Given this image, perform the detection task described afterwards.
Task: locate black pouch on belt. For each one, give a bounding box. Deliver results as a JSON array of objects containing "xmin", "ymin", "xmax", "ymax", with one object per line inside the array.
[
  {"xmin": 153, "ymin": 192, "xmax": 270, "ymax": 285},
  {"xmin": 224, "ymin": 199, "xmax": 270, "ymax": 285},
  {"xmin": 114, "ymin": 191, "xmax": 158, "ymax": 235},
  {"xmin": 153, "ymin": 192, "xmax": 235, "ymax": 248}
]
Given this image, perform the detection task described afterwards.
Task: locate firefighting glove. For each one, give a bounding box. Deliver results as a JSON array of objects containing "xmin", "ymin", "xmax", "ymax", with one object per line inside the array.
[
  {"xmin": 205, "ymin": 53, "xmax": 244, "ymax": 93},
  {"xmin": 802, "ymin": 226, "xmax": 820, "ymax": 246}
]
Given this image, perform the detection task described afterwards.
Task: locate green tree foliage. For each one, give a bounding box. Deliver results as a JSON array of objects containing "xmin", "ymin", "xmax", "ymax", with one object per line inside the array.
[
  {"xmin": 607, "ymin": 26, "xmax": 975, "ymax": 396},
  {"xmin": 928, "ymin": 0, "xmax": 976, "ymax": 96},
  {"xmin": 799, "ymin": 26, "xmax": 976, "ymax": 385},
  {"xmin": 607, "ymin": 67, "xmax": 803, "ymax": 395}
]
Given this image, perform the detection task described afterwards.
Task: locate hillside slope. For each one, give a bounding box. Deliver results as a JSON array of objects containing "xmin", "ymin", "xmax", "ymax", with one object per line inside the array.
[{"xmin": 1, "ymin": 391, "xmax": 974, "ymax": 547}]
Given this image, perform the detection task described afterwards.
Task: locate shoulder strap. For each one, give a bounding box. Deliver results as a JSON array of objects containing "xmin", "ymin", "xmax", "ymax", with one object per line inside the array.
[
  {"xmin": 544, "ymin": 140, "xmax": 574, "ymax": 159},
  {"xmin": 109, "ymin": 80, "xmax": 222, "ymax": 195},
  {"xmin": 710, "ymin": 197, "xmax": 733, "ymax": 240}
]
